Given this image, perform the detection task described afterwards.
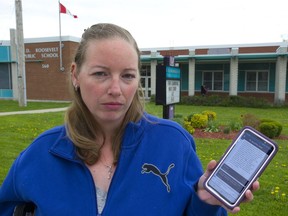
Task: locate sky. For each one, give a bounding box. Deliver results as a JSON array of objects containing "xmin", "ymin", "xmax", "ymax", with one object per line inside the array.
[{"xmin": 1, "ymin": 0, "xmax": 288, "ymax": 48}]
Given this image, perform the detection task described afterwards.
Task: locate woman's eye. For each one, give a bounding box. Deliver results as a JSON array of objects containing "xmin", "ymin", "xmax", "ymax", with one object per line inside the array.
[
  {"xmin": 122, "ymin": 73, "xmax": 136, "ymax": 80},
  {"xmin": 94, "ymin": 71, "xmax": 107, "ymax": 77}
]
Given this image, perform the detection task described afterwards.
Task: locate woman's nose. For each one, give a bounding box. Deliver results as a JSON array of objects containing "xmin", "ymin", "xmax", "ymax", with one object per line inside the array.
[{"xmin": 107, "ymin": 77, "xmax": 121, "ymax": 96}]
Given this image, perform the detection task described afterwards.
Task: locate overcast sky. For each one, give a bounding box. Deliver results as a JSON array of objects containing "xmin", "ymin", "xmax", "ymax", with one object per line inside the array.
[{"xmin": 1, "ymin": 0, "xmax": 288, "ymax": 48}]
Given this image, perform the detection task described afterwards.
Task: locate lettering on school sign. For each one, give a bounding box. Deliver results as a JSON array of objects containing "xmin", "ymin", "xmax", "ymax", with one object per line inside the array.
[
  {"xmin": 25, "ymin": 47, "xmax": 59, "ymax": 69},
  {"xmin": 166, "ymin": 80, "xmax": 180, "ymax": 104},
  {"xmin": 156, "ymin": 65, "xmax": 181, "ymax": 105}
]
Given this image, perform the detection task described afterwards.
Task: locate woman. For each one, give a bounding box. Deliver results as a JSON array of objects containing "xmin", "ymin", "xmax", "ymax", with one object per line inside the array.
[{"xmin": 0, "ymin": 23, "xmax": 258, "ymax": 215}]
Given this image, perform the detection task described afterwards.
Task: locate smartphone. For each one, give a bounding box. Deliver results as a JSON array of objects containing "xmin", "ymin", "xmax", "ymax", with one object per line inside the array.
[{"xmin": 204, "ymin": 126, "xmax": 278, "ymax": 209}]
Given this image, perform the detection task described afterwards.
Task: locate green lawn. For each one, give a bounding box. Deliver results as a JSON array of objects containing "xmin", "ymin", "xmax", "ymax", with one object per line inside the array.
[{"xmin": 0, "ymin": 101, "xmax": 287, "ymax": 215}]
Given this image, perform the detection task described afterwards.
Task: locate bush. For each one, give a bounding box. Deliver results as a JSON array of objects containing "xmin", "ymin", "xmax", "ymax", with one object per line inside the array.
[
  {"xmin": 241, "ymin": 113, "xmax": 260, "ymax": 129},
  {"xmin": 182, "ymin": 111, "xmax": 217, "ymax": 134},
  {"xmin": 180, "ymin": 95, "xmax": 273, "ymax": 108},
  {"xmin": 223, "ymin": 126, "xmax": 231, "ymax": 134},
  {"xmin": 191, "ymin": 113, "xmax": 208, "ymax": 128},
  {"xmin": 260, "ymin": 119, "xmax": 283, "ymax": 137},
  {"xmin": 259, "ymin": 122, "xmax": 279, "ymax": 138},
  {"xmin": 183, "ymin": 116, "xmax": 195, "ymax": 135},
  {"xmin": 274, "ymin": 122, "xmax": 283, "ymax": 137},
  {"xmin": 240, "ymin": 115, "xmax": 282, "ymax": 138},
  {"xmin": 182, "ymin": 109, "xmax": 223, "ymax": 136},
  {"xmin": 202, "ymin": 110, "xmax": 217, "ymax": 121}
]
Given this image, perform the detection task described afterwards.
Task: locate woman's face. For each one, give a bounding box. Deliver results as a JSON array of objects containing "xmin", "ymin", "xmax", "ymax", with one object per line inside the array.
[{"xmin": 72, "ymin": 38, "xmax": 139, "ymax": 128}]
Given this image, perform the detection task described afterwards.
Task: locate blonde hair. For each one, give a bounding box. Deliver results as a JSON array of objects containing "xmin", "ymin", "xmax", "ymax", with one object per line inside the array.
[{"xmin": 65, "ymin": 23, "xmax": 144, "ymax": 165}]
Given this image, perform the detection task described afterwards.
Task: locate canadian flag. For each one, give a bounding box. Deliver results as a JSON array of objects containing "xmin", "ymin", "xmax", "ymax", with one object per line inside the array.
[{"xmin": 59, "ymin": 3, "xmax": 78, "ymax": 18}]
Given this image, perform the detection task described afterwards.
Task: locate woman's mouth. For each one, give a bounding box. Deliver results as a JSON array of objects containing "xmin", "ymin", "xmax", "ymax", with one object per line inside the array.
[{"xmin": 102, "ymin": 102, "xmax": 123, "ymax": 110}]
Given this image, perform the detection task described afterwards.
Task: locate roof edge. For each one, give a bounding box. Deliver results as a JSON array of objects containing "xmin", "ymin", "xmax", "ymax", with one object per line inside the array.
[{"xmin": 24, "ymin": 36, "xmax": 81, "ymax": 43}]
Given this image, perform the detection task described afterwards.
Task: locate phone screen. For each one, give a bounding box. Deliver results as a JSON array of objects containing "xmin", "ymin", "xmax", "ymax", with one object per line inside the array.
[{"xmin": 205, "ymin": 128, "xmax": 276, "ymax": 206}]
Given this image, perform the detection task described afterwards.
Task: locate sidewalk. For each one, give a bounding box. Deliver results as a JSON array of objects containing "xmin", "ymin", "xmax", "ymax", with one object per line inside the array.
[{"xmin": 0, "ymin": 107, "xmax": 68, "ymax": 116}]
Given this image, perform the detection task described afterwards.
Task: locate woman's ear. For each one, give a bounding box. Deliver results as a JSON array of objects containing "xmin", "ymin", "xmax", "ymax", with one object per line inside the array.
[{"xmin": 71, "ymin": 63, "xmax": 79, "ymax": 87}]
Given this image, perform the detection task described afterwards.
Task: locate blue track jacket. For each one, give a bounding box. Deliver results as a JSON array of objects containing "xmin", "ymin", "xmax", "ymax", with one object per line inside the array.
[{"xmin": 0, "ymin": 113, "xmax": 227, "ymax": 215}]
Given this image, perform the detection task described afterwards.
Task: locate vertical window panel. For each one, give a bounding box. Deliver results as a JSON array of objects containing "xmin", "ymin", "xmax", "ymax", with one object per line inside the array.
[
  {"xmin": 245, "ymin": 71, "xmax": 268, "ymax": 92},
  {"xmin": 203, "ymin": 71, "xmax": 223, "ymax": 91}
]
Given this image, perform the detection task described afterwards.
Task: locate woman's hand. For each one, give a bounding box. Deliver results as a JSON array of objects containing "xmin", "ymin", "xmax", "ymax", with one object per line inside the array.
[{"xmin": 197, "ymin": 160, "xmax": 260, "ymax": 214}]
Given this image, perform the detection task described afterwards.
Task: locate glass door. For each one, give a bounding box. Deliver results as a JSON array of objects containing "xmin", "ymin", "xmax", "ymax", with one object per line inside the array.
[{"xmin": 140, "ymin": 65, "xmax": 151, "ymax": 99}]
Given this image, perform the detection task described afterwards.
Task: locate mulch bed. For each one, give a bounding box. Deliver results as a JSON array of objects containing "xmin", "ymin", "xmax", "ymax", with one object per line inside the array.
[{"xmin": 193, "ymin": 128, "xmax": 288, "ymax": 140}]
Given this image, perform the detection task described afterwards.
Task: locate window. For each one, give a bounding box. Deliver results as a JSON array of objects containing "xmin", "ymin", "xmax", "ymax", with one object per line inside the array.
[
  {"xmin": 246, "ymin": 71, "xmax": 268, "ymax": 91},
  {"xmin": 0, "ymin": 64, "xmax": 12, "ymax": 89},
  {"xmin": 203, "ymin": 71, "xmax": 223, "ymax": 91}
]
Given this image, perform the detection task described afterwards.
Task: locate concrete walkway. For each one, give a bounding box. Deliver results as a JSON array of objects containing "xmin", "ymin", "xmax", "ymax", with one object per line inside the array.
[{"xmin": 0, "ymin": 107, "xmax": 68, "ymax": 116}]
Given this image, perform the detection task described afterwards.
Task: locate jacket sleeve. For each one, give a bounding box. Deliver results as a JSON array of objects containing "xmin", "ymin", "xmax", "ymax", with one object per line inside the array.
[
  {"xmin": 184, "ymin": 133, "xmax": 227, "ymax": 216},
  {"xmin": 0, "ymin": 156, "xmax": 25, "ymax": 215}
]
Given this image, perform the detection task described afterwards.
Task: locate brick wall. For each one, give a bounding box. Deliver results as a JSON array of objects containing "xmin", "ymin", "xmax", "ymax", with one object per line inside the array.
[
  {"xmin": 239, "ymin": 46, "xmax": 278, "ymax": 54},
  {"xmin": 24, "ymin": 41, "xmax": 79, "ymax": 101}
]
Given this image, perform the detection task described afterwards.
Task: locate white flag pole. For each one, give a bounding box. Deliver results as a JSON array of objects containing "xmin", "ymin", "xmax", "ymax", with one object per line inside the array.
[{"xmin": 59, "ymin": 0, "xmax": 64, "ymax": 71}]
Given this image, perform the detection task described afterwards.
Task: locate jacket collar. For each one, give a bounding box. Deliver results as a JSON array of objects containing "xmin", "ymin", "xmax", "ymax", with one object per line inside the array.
[
  {"xmin": 49, "ymin": 126, "xmax": 80, "ymax": 162},
  {"xmin": 49, "ymin": 113, "xmax": 153, "ymax": 161}
]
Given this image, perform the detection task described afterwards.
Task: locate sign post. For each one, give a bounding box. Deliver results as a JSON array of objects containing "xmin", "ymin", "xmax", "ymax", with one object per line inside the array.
[{"xmin": 156, "ymin": 56, "xmax": 181, "ymax": 119}]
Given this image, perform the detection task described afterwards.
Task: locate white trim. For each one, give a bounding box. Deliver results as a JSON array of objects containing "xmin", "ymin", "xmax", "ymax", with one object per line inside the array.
[{"xmin": 24, "ymin": 36, "xmax": 80, "ymax": 44}]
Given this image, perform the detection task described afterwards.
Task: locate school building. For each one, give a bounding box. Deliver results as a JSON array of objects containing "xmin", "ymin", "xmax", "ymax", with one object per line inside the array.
[{"xmin": 1, "ymin": 34, "xmax": 287, "ymax": 104}]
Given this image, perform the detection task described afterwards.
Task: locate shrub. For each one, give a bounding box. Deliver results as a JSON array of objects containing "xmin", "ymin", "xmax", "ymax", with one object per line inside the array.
[
  {"xmin": 181, "ymin": 95, "xmax": 206, "ymax": 105},
  {"xmin": 259, "ymin": 122, "xmax": 279, "ymax": 138},
  {"xmin": 223, "ymin": 126, "xmax": 231, "ymax": 134},
  {"xmin": 180, "ymin": 95, "xmax": 273, "ymax": 108},
  {"xmin": 202, "ymin": 110, "xmax": 217, "ymax": 121},
  {"xmin": 183, "ymin": 116, "xmax": 195, "ymax": 135},
  {"xmin": 182, "ymin": 110, "xmax": 218, "ymax": 135},
  {"xmin": 204, "ymin": 95, "xmax": 225, "ymax": 106},
  {"xmin": 241, "ymin": 113, "xmax": 260, "ymax": 129},
  {"xmin": 274, "ymin": 122, "xmax": 282, "ymax": 137},
  {"xmin": 191, "ymin": 113, "xmax": 208, "ymax": 128},
  {"xmin": 260, "ymin": 119, "xmax": 283, "ymax": 137}
]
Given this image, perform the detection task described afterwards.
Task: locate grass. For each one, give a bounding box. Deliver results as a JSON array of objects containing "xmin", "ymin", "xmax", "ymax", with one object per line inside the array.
[
  {"xmin": 0, "ymin": 112, "xmax": 65, "ymax": 180},
  {"xmin": 0, "ymin": 100, "xmax": 287, "ymax": 215}
]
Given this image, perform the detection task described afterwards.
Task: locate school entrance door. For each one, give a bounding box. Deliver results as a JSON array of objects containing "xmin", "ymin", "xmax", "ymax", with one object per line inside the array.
[{"xmin": 140, "ymin": 65, "xmax": 151, "ymax": 99}]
